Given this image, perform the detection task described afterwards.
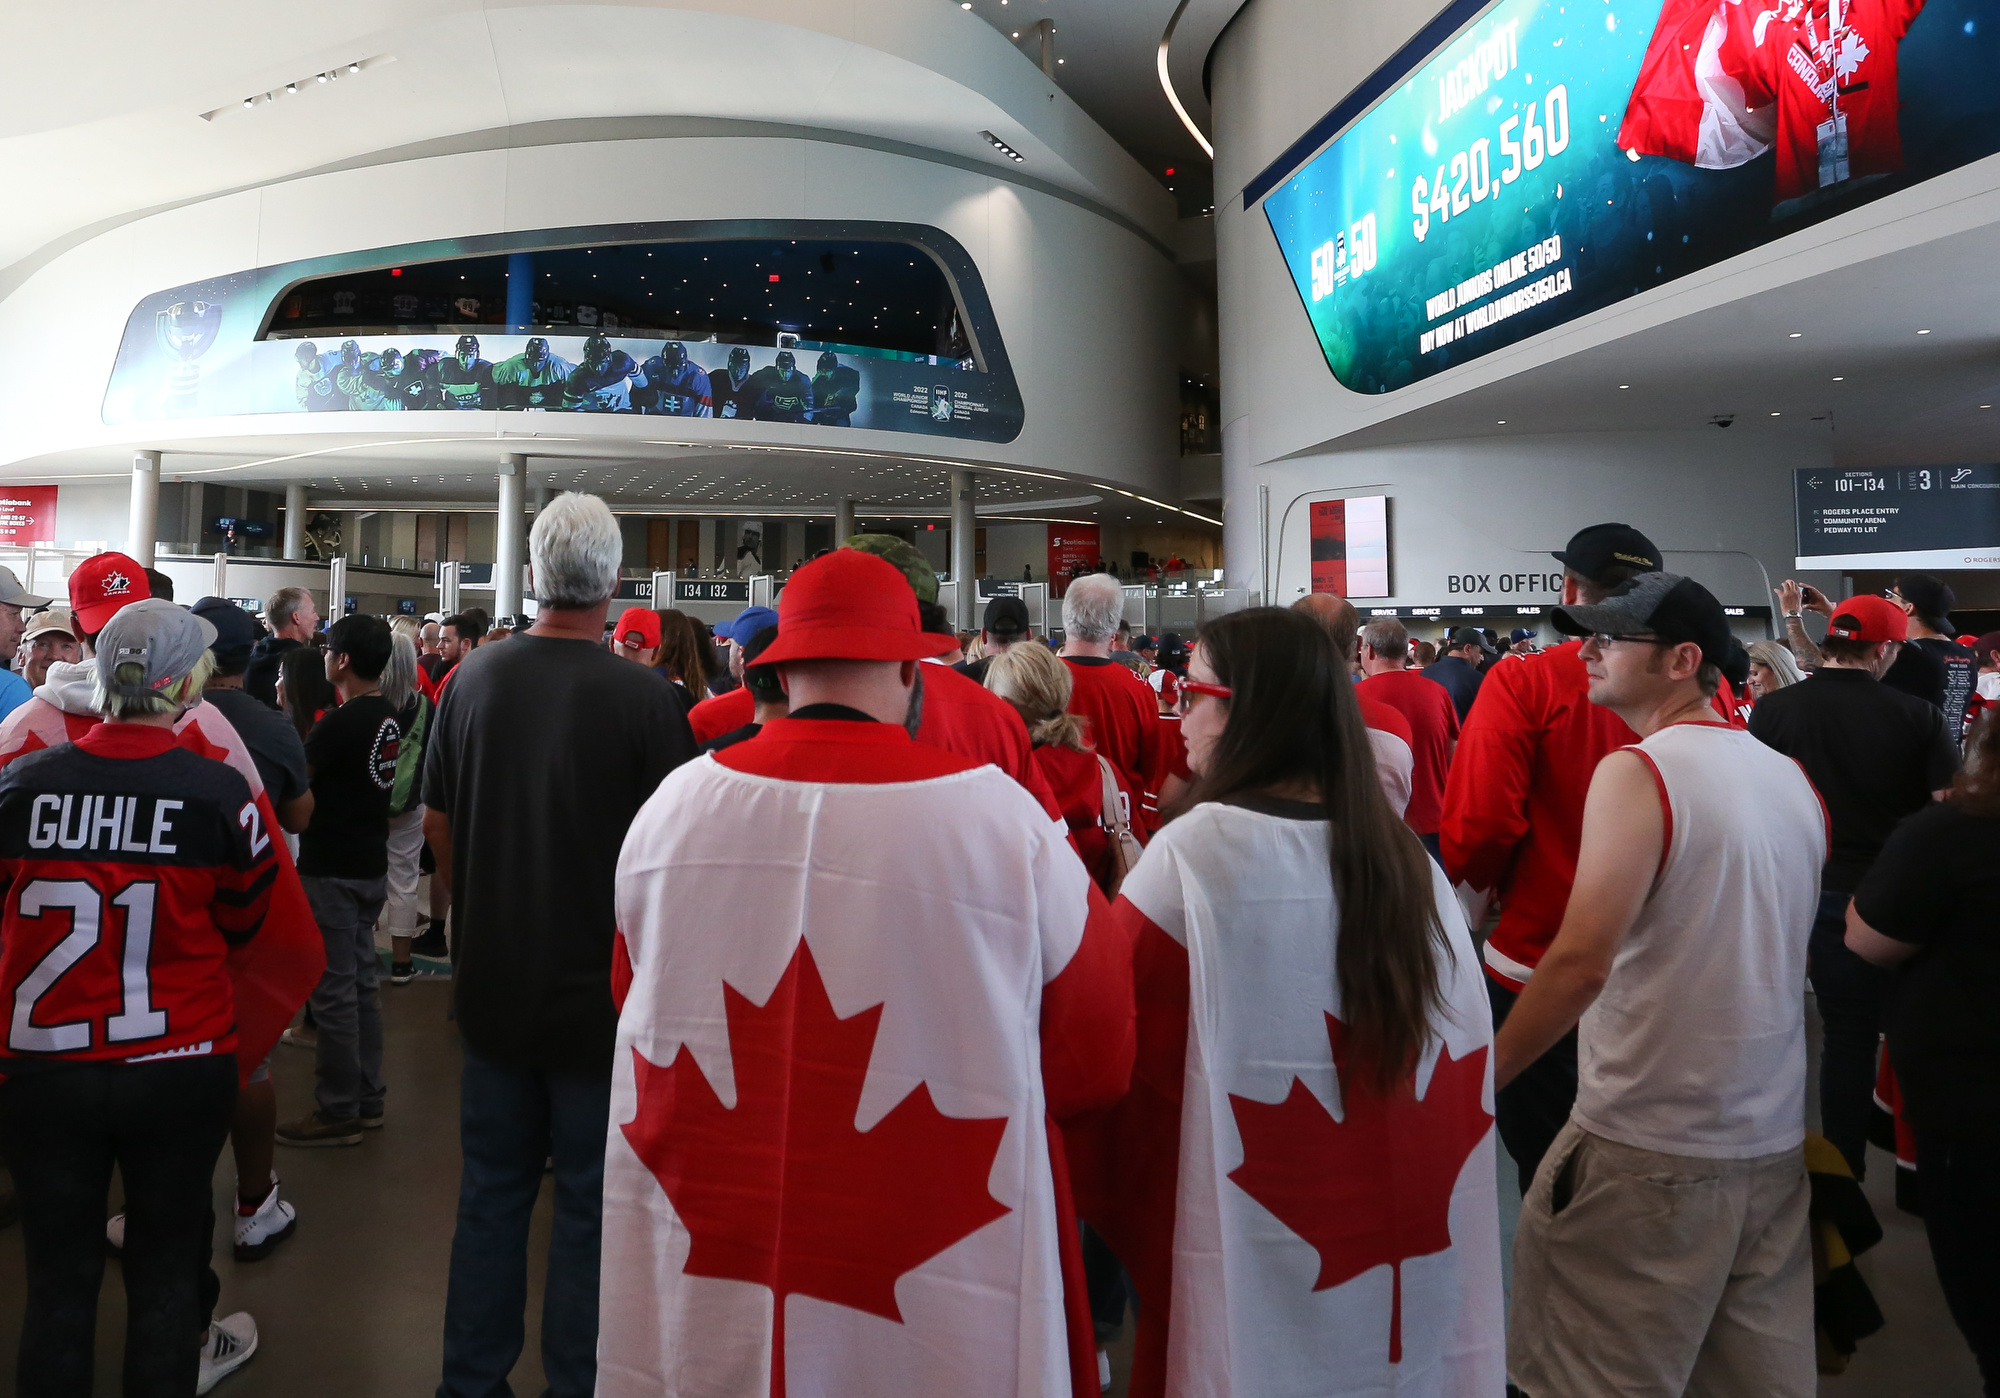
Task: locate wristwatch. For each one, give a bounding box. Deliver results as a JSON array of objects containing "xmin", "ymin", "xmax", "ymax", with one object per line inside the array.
[{"xmin": 1782, "ymin": 611, "xmax": 1802, "ymax": 620}]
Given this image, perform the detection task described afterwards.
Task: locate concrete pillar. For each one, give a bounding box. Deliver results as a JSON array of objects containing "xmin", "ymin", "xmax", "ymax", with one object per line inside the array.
[
  {"xmin": 496, "ymin": 455, "xmax": 525, "ymax": 619},
  {"xmin": 950, "ymin": 469, "xmax": 977, "ymax": 630},
  {"xmin": 128, "ymin": 451, "xmax": 161, "ymax": 568},
  {"xmin": 834, "ymin": 497, "xmax": 855, "ymax": 547},
  {"xmin": 531, "ymin": 485, "xmax": 551, "ymax": 517},
  {"xmin": 283, "ymin": 482, "xmax": 308, "ymax": 559}
]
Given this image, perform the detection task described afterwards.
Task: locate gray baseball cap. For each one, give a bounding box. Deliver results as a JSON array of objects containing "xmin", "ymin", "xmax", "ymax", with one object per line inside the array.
[
  {"xmin": 96, "ymin": 598, "xmax": 217, "ymax": 706},
  {"xmin": 0, "ymin": 566, "xmax": 52, "ymax": 609}
]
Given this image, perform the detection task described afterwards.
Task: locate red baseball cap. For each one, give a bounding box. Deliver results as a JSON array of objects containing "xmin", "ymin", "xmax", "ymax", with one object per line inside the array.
[
  {"xmin": 69, "ymin": 552, "xmax": 152, "ymax": 635},
  {"xmin": 613, "ymin": 607, "xmax": 661, "ymax": 651},
  {"xmin": 756, "ymin": 549, "xmax": 959, "ymax": 665},
  {"xmin": 1825, "ymin": 594, "xmax": 1908, "ymax": 645}
]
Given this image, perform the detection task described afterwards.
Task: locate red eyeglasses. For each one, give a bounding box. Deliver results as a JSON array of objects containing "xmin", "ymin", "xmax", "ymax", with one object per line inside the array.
[{"xmin": 1176, "ymin": 681, "xmax": 1232, "ymax": 712}]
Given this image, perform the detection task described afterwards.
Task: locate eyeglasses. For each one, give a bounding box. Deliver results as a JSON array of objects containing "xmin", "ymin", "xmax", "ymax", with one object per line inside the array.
[{"xmin": 1176, "ymin": 680, "xmax": 1231, "ymax": 713}]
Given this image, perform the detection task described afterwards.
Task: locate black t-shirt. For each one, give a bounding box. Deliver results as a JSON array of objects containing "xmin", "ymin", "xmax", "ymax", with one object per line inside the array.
[
  {"xmin": 202, "ymin": 687, "xmax": 309, "ymax": 811},
  {"xmin": 423, "ymin": 634, "xmax": 696, "ymax": 1072},
  {"xmin": 1882, "ymin": 635, "xmax": 1975, "ymax": 719},
  {"xmin": 1748, "ymin": 667, "xmax": 1959, "ymax": 891},
  {"xmin": 1852, "ymin": 802, "xmax": 2000, "ymax": 1141},
  {"xmin": 301, "ymin": 694, "xmax": 401, "ymax": 879},
  {"xmin": 1424, "ymin": 655, "xmax": 1484, "ymax": 721}
]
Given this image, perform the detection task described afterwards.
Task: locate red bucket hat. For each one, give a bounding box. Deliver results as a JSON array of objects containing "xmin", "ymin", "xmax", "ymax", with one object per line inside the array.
[
  {"xmin": 756, "ymin": 549, "xmax": 959, "ymax": 665},
  {"xmin": 69, "ymin": 551, "xmax": 152, "ymax": 634}
]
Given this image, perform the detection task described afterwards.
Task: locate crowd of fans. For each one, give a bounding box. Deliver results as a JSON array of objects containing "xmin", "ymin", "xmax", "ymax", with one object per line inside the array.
[{"xmin": 0, "ymin": 502, "xmax": 1992, "ymax": 1397}]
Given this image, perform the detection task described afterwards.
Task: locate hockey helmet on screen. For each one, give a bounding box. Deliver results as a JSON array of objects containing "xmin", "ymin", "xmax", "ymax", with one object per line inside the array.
[
  {"xmin": 659, "ymin": 341, "xmax": 687, "ymax": 370},
  {"xmin": 818, "ymin": 350, "xmax": 839, "ymax": 372},
  {"xmin": 728, "ymin": 346, "xmax": 752, "ymax": 377},
  {"xmin": 583, "ymin": 333, "xmax": 613, "ymax": 369},
  {"xmin": 454, "ymin": 334, "xmax": 481, "ymax": 367},
  {"xmin": 293, "ymin": 341, "xmax": 320, "ymax": 365},
  {"xmin": 523, "ymin": 336, "xmax": 551, "ymax": 366},
  {"xmin": 775, "ymin": 350, "xmax": 796, "ymax": 374}
]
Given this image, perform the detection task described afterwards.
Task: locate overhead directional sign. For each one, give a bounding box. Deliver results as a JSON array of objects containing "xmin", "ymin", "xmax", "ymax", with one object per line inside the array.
[{"xmin": 1795, "ymin": 467, "xmax": 2000, "ymax": 569}]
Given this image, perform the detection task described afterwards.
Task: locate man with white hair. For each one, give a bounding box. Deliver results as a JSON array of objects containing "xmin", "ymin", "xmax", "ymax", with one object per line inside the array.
[
  {"xmin": 424, "ymin": 492, "xmax": 698, "ymax": 1398},
  {"xmin": 1059, "ymin": 573, "xmax": 1180, "ymax": 837}
]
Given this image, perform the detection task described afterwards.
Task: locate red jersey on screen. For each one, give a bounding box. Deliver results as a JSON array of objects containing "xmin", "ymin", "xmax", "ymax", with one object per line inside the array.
[
  {"xmin": 1356, "ymin": 669, "xmax": 1460, "ymax": 835},
  {"xmin": 1063, "ymin": 658, "xmax": 1169, "ymax": 836},
  {"xmin": 1772, "ymin": 0, "xmax": 1924, "ymax": 201},
  {"xmin": 1034, "ymin": 742, "xmax": 1116, "ymax": 893},
  {"xmin": 687, "ymin": 685, "xmax": 755, "ymax": 746},
  {"xmin": 0, "ymin": 725, "xmax": 279, "ymax": 1066},
  {"xmin": 916, "ymin": 661, "xmax": 1065, "ymax": 825},
  {"xmin": 1439, "ymin": 642, "xmax": 1636, "ymax": 989}
]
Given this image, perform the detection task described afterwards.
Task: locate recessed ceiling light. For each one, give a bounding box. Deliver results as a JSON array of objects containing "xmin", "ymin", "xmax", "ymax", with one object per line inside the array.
[
  {"xmin": 1919, "ymin": 328, "xmax": 1932, "ymax": 334},
  {"xmin": 1832, "ymin": 376, "xmax": 1845, "ymax": 381},
  {"xmin": 1618, "ymin": 384, "xmax": 1630, "ymax": 389},
  {"xmin": 1771, "ymin": 411, "xmax": 1781, "ymax": 416},
  {"xmin": 1496, "ymin": 419, "xmax": 1507, "ymax": 425},
  {"xmin": 1788, "ymin": 332, "xmax": 1801, "ymax": 338}
]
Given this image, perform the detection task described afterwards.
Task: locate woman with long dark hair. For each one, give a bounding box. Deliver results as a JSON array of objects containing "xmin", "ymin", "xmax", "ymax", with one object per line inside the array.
[
  {"xmin": 275, "ymin": 644, "xmax": 335, "ymax": 743},
  {"xmin": 1068, "ymin": 607, "xmax": 1502, "ymax": 1396}
]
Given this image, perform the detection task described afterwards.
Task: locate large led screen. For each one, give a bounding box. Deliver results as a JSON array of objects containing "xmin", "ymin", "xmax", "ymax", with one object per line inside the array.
[
  {"xmin": 1260, "ymin": 0, "xmax": 1998, "ymax": 394},
  {"xmin": 102, "ymin": 221, "xmax": 1025, "ymax": 443}
]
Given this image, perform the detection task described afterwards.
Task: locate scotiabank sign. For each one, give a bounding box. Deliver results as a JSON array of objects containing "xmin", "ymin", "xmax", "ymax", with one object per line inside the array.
[
  {"xmin": 1258, "ymin": 0, "xmax": 1997, "ymax": 394},
  {"xmin": 0, "ymin": 487, "xmax": 58, "ymax": 545}
]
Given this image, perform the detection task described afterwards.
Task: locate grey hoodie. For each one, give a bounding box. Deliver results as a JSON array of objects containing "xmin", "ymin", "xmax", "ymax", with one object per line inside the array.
[{"xmin": 35, "ymin": 659, "xmax": 98, "ymax": 717}]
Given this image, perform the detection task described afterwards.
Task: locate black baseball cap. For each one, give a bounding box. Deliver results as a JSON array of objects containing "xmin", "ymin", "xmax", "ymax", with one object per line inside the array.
[
  {"xmin": 190, "ymin": 596, "xmax": 263, "ymax": 667},
  {"xmin": 742, "ymin": 623, "xmax": 779, "ymax": 667},
  {"xmin": 1446, "ymin": 626, "xmax": 1493, "ymax": 653},
  {"xmin": 1722, "ymin": 638, "xmax": 1751, "ymax": 689},
  {"xmin": 1551, "ymin": 522, "xmax": 1663, "ymax": 584},
  {"xmin": 1892, "ymin": 574, "xmax": 1955, "ymax": 630},
  {"xmin": 982, "ymin": 595, "xmax": 1029, "ymax": 639},
  {"xmin": 1552, "ymin": 571, "xmax": 1731, "ymax": 668}
]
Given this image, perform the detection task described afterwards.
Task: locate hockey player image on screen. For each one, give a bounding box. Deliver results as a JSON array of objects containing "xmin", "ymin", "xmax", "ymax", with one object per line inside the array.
[
  {"xmin": 809, "ymin": 350, "xmax": 861, "ymax": 426},
  {"xmin": 712, "ymin": 346, "xmax": 759, "ymax": 419},
  {"xmin": 492, "ymin": 336, "xmax": 575, "ymax": 411},
  {"xmin": 633, "ymin": 341, "xmax": 713, "ymax": 416},
  {"xmin": 342, "ymin": 347, "xmax": 405, "ymax": 411},
  {"xmin": 294, "ymin": 342, "xmax": 341, "ymax": 412},
  {"xmin": 747, "ymin": 349, "xmax": 814, "ymax": 423},
  {"xmin": 562, "ymin": 333, "xmax": 641, "ymax": 412},
  {"xmin": 393, "ymin": 348, "xmax": 443, "ymax": 411},
  {"xmin": 437, "ymin": 334, "xmax": 495, "ymax": 410}
]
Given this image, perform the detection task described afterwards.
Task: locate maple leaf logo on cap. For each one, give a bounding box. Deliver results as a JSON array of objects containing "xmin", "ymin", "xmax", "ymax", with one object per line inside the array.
[
  {"xmin": 1228, "ymin": 1012, "xmax": 1491, "ymax": 1365},
  {"xmin": 101, "ymin": 570, "xmax": 131, "ymax": 596},
  {"xmin": 621, "ymin": 939, "xmax": 1011, "ymax": 1398}
]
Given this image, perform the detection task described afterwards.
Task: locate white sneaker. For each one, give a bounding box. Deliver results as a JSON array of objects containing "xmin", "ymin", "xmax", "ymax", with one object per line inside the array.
[
  {"xmin": 105, "ymin": 1213, "xmax": 125, "ymax": 1252},
  {"xmin": 233, "ymin": 1181, "xmax": 297, "ymax": 1261},
  {"xmin": 196, "ymin": 1312, "xmax": 258, "ymax": 1394}
]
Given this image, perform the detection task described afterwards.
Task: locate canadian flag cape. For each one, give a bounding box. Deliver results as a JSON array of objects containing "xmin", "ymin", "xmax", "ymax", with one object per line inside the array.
[
  {"xmin": 602, "ymin": 717, "xmax": 1132, "ymax": 1398},
  {"xmin": 1068, "ymin": 801, "xmax": 1504, "ymax": 1397},
  {"xmin": 0, "ymin": 687, "xmax": 326, "ymax": 1083},
  {"xmin": 1618, "ymin": 0, "xmax": 1925, "ymax": 203}
]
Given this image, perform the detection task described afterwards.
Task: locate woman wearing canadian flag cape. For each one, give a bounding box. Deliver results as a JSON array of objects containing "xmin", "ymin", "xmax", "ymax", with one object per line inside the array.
[
  {"xmin": 1066, "ymin": 608, "xmax": 1504, "ymax": 1397},
  {"xmin": 0, "ymin": 561, "xmax": 324, "ymax": 1080},
  {"xmin": 601, "ymin": 547, "xmax": 1134, "ymax": 1398}
]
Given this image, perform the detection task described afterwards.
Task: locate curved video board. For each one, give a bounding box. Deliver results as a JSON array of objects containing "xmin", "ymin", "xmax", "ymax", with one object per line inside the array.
[
  {"xmin": 103, "ymin": 220, "xmax": 1025, "ymax": 442},
  {"xmin": 1259, "ymin": 0, "xmax": 1997, "ymax": 394}
]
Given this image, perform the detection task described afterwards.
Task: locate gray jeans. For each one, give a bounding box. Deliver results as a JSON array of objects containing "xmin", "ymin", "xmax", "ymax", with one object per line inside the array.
[{"xmin": 303, "ymin": 874, "xmax": 388, "ymax": 1122}]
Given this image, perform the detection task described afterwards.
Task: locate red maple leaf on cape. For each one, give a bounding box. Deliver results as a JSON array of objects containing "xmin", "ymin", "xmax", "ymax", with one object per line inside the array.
[
  {"xmin": 621, "ymin": 939, "xmax": 1012, "ymax": 1398},
  {"xmin": 1227, "ymin": 1013, "xmax": 1490, "ymax": 1364}
]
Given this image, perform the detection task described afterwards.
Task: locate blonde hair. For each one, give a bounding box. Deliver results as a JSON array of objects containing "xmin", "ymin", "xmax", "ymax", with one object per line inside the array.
[
  {"xmin": 97, "ymin": 652, "xmax": 215, "ymax": 719},
  {"xmin": 1746, "ymin": 639, "xmax": 1804, "ymax": 691},
  {"xmin": 986, "ymin": 642, "xmax": 1089, "ymax": 753}
]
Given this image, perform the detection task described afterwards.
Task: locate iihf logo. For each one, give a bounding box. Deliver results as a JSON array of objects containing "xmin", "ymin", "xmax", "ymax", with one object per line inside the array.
[{"xmin": 101, "ymin": 570, "xmax": 132, "ymax": 596}]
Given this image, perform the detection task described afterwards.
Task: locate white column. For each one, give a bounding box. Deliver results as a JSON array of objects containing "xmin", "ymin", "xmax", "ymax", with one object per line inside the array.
[
  {"xmin": 283, "ymin": 482, "xmax": 307, "ymax": 559},
  {"xmin": 128, "ymin": 451, "xmax": 161, "ymax": 567},
  {"xmin": 531, "ymin": 485, "xmax": 552, "ymax": 517},
  {"xmin": 496, "ymin": 455, "xmax": 525, "ymax": 620},
  {"xmin": 833, "ymin": 498, "xmax": 855, "ymax": 548},
  {"xmin": 949, "ymin": 469, "xmax": 977, "ymax": 630}
]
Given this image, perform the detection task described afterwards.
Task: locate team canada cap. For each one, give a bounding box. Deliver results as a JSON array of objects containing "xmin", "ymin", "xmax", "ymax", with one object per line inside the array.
[
  {"xmin": 982, "ymin": 595, "xmax": 1029, "ymax": 638},
  {"xmin": 1550, "ymin": 522, "xmax": 1663, "ymax": 584},
  {"xmin": 1551, "ymin": 571, "xmax": 1731, "ymax": 668},
  {"xmin": 756, "ymin": 548, "xmax": 958, "ymax": 665},
  {"xmin": 613, "ymin": 607, "xmax": 661, "ymax": 651},
  {"xmin": 1825, "ymin": 594, "xmax": 1908, "ymax": 645},
  {"xmin": 69, "ymin": 552, "xmax": 152, "ymax": 634},
  {"xmin": 96, "ymin": 598, "xmax": 216, "ymax": 703}
]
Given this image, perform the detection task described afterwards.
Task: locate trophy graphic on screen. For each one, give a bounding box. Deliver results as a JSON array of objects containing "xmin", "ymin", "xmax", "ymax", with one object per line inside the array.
[
  {"xmin": 154, "ymin": 300, "xmax": 224, "ymax": 415},
  {"xmin": 930, "ymin": 385, "xmax": 954, "ymax": 422}
]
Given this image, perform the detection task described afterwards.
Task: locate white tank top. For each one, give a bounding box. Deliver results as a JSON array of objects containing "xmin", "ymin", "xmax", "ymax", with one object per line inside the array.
[{"xmin": 1571, "ymin": 722, "xmax": 1826, "ymax": 1160}]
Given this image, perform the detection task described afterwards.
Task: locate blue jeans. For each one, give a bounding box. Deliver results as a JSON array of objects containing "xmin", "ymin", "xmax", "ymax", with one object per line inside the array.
[
  {"xmin": 1808, "ymin": 887, "xmax": 1891, "ymax": 1179},
  {"xmin": 438, "ymin": 1045, "xmax": 611, "ymax": 1398}
]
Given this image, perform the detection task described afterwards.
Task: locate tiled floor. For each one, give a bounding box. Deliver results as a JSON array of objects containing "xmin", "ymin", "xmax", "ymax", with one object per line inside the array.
[{"xmin": 0, "ymin": 980, "xmax": 1982, "ymax": 1395}]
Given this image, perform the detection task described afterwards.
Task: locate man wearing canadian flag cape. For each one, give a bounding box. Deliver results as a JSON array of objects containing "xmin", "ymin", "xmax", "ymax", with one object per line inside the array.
[
  {"xmin": 1619, "ymin": 0, "xmax": 1925, "ymax": 204},
  {"xmin": 0, "ymin": 555, "xmax": 324, "ymax": 1080},
  {"xmin": 602, "ymin": 545, "xmax": 1134, "ymax": 1398}
]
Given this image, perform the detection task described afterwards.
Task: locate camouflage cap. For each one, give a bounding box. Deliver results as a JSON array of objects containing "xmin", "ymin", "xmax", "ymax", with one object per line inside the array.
[{"xmin": 843, "ymin": 534, "xmax": 937, "ymax": 604}]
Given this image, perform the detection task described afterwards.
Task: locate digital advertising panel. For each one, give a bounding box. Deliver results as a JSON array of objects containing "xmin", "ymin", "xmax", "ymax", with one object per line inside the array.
[
  {"xmin": 101, "ymin": 220, "xmax": 1025, "ymax": 443},
  {"xmin": 1048, "ymin": 525, "xmax": 1103, "ymax": 593},
  {"xmin": 1259, "ymin": 0, "xmax": 1998, "ymax": 394},
  {"xmin": 1309, "ymin": 495, "xmax": 1390, "ymax": 596},
  {"xmin": 1794, "ymin": 465, "xmax": 2000, "ymax": 568},
  {"xmin": 0, "ymin": 487, "xmax": 59, "ymax": 546}
]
